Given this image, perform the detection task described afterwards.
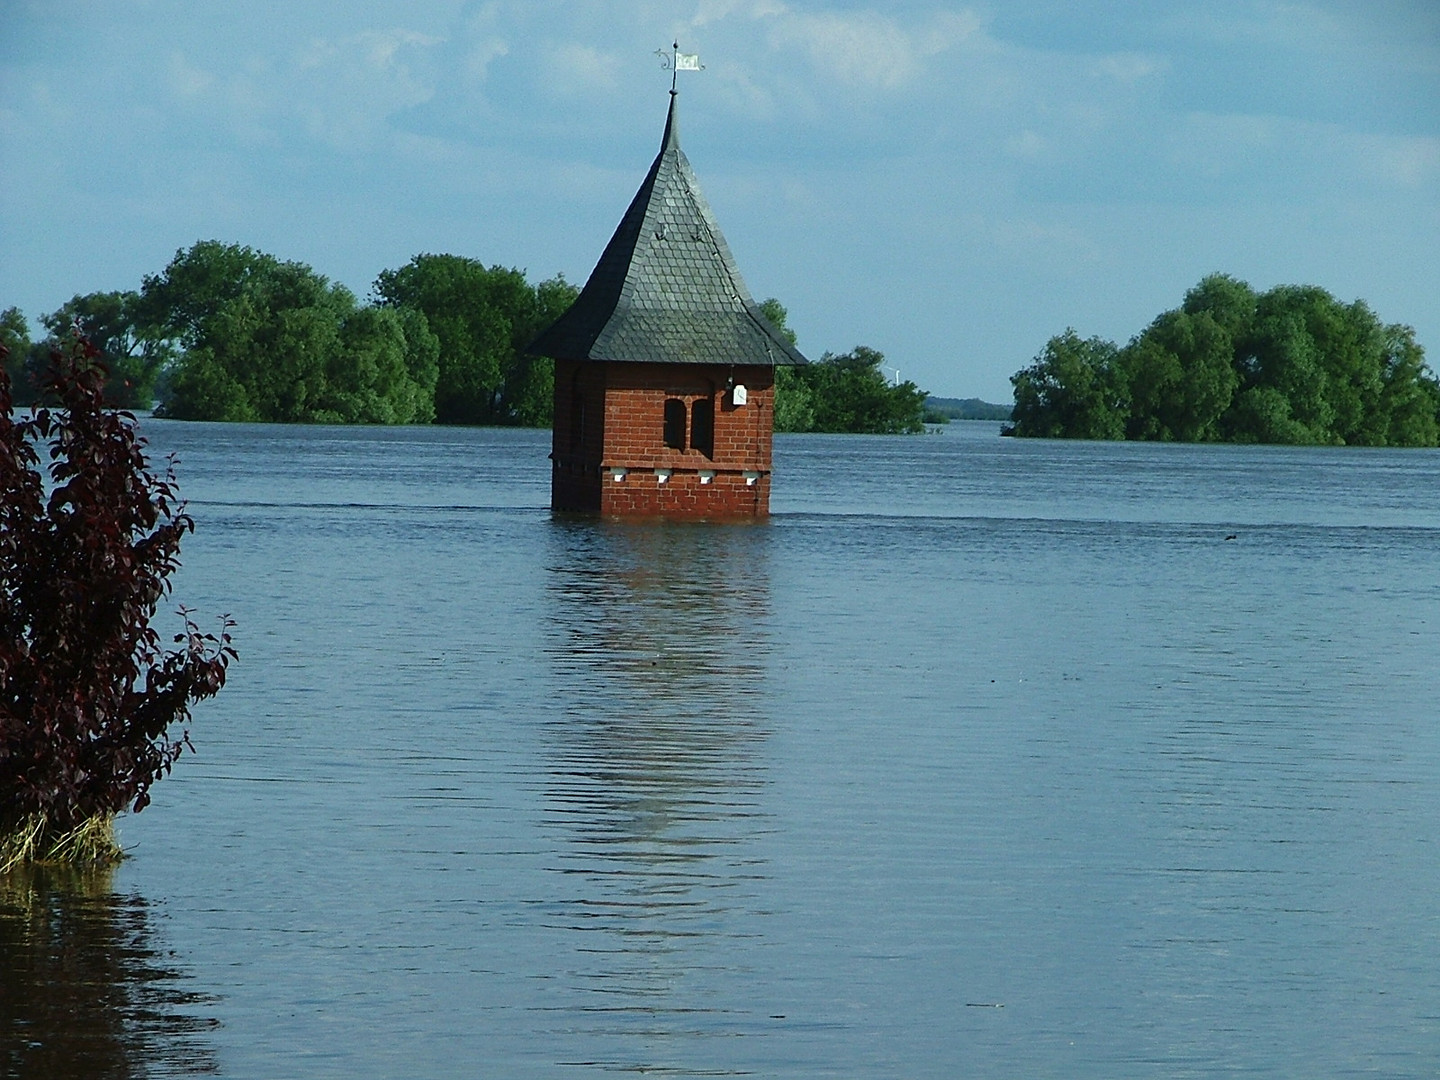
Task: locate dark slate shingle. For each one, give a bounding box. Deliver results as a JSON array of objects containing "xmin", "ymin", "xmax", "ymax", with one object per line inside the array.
[{"xmin": 529, "ymin": 92, "xmax": 807, "ymax": 367}]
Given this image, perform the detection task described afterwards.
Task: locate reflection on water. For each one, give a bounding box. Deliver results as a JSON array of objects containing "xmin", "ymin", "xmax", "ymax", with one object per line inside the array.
[
  {"xmin": 91, "ymin": 422, "xmax": 1440, "ymax": 1077},
  {"xmin": 0, "ymin": 864, "xmax": 218, "ymax": 1078},
  {"xmin": 541, "ymin": 520, "xmax": 774, "ymax": 1073}
]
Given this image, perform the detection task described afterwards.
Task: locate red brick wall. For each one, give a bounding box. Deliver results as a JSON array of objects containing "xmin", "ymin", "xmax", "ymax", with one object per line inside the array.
[
  {"xmin": 598, "ymin": 468, "xmax": 770, "ymax": 517},
  {"xmin": 551, "ymin": 361, "xmax": 778, "ymax": 517}
]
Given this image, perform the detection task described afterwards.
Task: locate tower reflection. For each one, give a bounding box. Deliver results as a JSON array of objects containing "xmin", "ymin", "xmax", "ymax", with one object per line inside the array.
[
  {"xmin": 540, "ymin": 519, "xmax": 775, "ymax": 1070},
  {"xmin": 0, "ymin": 864, "xmax": 219, "ymax": 1078}
]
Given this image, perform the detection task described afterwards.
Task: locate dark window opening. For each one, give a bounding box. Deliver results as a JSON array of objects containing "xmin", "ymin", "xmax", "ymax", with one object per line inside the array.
[
  {"xmin": 664, "ymin": 398, "xmax": 687, "ymax": 450},
  {"xmin": 690, "ymin": 397, "xmax": 715, "ymax": 458}
]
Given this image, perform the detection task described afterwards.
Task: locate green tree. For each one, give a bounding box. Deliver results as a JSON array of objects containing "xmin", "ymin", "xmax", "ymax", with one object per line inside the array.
[
  {"xmin": 137, "ymin": 241, "xmax": 276, "ymax": 352},
  {"xmin": 1119, "ymin": 309, "xmax": 1237, "ymax": 441},
  {"xmin": 503, "ymin": 275, "xmax": 578, "ymax": 427},
  {"xmin": 1182, "ymin": 273, "xmax": 1258, "ymax": 342},
  {"xmin": 373, "ymin": 255, "xmax": 575, "ymax": 425},
  {"xmin": 783, "ymin": 346, "xmax": 926, "ymax": 434},
  {"xmin": 1010, "ymin": 330, "xmax": 1127, "ymax": 439},
  {"xmin": 1377, "ymin": 323, "xmax": 1440, "ymax": 447},
  {"xmin": 758, "ymin": 297, "xmax": 799, "ymax": 347},
  {"xmin": 40, "ymin": 292, "xmax": 171, "ymax": 410},
  {"xmin": 0, "ymin": 308, "xmax": 38, "ymax": 407},
  {"xmin": 334, "ymin": 305, "xmax": 439, "ymax": 425},
  {"xmin": 759, "ymin": 300, "xmax": 924, "ymax": 434},
  {"xmin": 147, "ymin": 242, "xmax": 435, "ymax": 423},
  {"xmin": 1012, "ymin": 275, "xmax": 1439, "ymax": 446},
  {"xmin": 1235, "ymin": 287, "xmax": 1342, "ymax": 443},
  {"xmin": 759, "ymin": 299, "xmax": 816, "ymax": 433},
  {"xmin": 774, "ymin": 364, "xmax": 817, "ymax": 433}
]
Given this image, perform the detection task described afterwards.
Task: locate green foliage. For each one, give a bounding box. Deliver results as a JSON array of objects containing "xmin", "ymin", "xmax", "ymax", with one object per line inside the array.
[
  {"xmin": 0, "ymin": 308, "xmax": 39, "ymax": 407},
  {"xmin": 1010, "ymin": 275, "xmax": 1440, "ymax": 445},
  {"xmin": 758, "ymin": 297, "xmax": 799, "ymax": 347},
  {"xmin": 761, "ymin": 299, "xmax": 926, "ymax": 434},
  {"xmin": 761, "ymin": 300, "xmax": 814, "ymax": 432},
  {"xmin": 145, "ymin": 242, "xmax": 437, "ymax": 423},
  {"xmin": 1011, "ymin": 330, "xmax": 1127, "ymax": 440},
  {"xmin": 40, "ymin": 292, "xmax": 172, "ymax": 410},
  {"xmin": 781, "ymin": 346, "xmax": 927, "ymax": 434},
  {"xmin": 773, "ymin": 364, "xmax": 816, "ymax": 433},
  {"xmin": 1118, "ymin": 309, "xmax": 1237, "ymax": 441},
  {"xmin": 373, "ymin": 254, "xmax": 577, "ymax": 426}
]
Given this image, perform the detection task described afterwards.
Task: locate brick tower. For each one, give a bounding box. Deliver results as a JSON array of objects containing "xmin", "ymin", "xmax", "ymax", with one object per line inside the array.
[{"xmin": 530, "ymin": 91, "xmax": 807, "ymax": 516}]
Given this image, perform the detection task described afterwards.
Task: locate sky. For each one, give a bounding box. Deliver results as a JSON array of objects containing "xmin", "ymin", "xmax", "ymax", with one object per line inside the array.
[{"xmin": 2, "ymin": 1, "xmax": 1437, "ymax": 402}]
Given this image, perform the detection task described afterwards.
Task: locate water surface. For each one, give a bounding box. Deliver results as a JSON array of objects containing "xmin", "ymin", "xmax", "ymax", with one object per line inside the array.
[{"xmin": 5, "ymin": 421, "xmax": 1438, "ymax": 1077}]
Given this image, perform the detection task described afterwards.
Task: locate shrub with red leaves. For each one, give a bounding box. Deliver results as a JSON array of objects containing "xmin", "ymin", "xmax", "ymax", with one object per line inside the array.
[{"xmin": 0, "ymin": 333, "xmax": 234, "ymax": 850}]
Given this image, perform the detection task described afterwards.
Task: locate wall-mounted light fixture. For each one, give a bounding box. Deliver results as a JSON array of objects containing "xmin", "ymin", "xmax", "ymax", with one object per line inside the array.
[
  {"xmin": 656, "ymin": 468, "xmax": 672, "ymax": 484},
  {"xmin": 698, "ymin": 470, "xmax": 715, "ymax": 485}
]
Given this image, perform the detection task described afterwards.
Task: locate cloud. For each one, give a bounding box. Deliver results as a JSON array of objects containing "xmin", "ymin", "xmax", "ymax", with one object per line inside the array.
[
  {"xmin": 1163, "ymin": 110, "xmax": 1440, "ymax": 199},
  {"xmin": 987, "ymin": 215, "xmax": 1106, "ymax": 267},
  {"xmin": 538, "ymin": 41, "xmax": 621, "ymax": 98},
  {"xmin": 1089, "ymin": 52, "xmax": 1163, "ymax": 85},
  {"xmin": 463, "ymin": 37, "xmax": 510, "ymax": 84},
  {"xmin": 1354, "ymin": 132, "xmax": 1440, "ymax": 189},
  {"xmin": 168, "ymin": 51, "xmax": 215, "ymax": 98},
  {"xmin": 762, "ymin": 7, "xmax": 981, "ymax": 90},
  {"xmin": 288, "ymin": 29, "xmax": 441, "ymax": 147}
]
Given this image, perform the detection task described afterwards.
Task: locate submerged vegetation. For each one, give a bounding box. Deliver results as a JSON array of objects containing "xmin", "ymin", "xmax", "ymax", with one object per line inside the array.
[
  {"xmin": 1, "ymin": 335, "xmax": 234, "ymax": 868},
  {"xmin": 1010, "ymin": 274, "xmax": 1439, "ymax": 445},
  {"xmin": 2, "ymin": 242, "xmax": 578, "ymax": 427},
  {"xmin": 4, "ymin": 244, "xmax": 934, "ymax": 433}
]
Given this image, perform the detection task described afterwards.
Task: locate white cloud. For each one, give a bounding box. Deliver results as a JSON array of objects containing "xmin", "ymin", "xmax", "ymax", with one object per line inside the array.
[
  {"xmin": 1006, "ymin": 129, "xmax": 1046, "ymax": 159},
  {"xmin": 279, "ymin": 29, "xmax": 442, "ymax": 149},
  {"xmin": 168, "ymin": 51, "xmax": 215, "ymax": 98},
  {"xmin": 1159, "ymin": 1, "xmax": 1346, "ymax": 50},
  {"xmin": 539, "ymin": 42, "xmax": 621, "ymax": 97},
  {"xmin": 463, "ymin": 38, "xmax": 510, "ymax": 84},
  {"xmin": 688, "ymin": 0, "xmax": 788, "ymax": 29},
  {"xmin": 1164, "ymin": 111, "xmax": 1440, "ymax": 198},
  {"xmin": 988, "ymin": 215, "xmax": 1105, "ymax": 266},
  {"xmin": 1354, "ymin": 132, "xmax": 1440, "ymax": 189},
  {"xmin": 1089, "ymin": 52, "xmax": 1164, "ymax": 85},
  {"xmin": 762, "ymin": 7, "xmax": 981, "ymax": 90}
]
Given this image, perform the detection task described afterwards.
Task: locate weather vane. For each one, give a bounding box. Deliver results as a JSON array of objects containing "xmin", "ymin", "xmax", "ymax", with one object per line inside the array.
[{"xmin": 655, "ymin": 41, "xmax": 703, "ymax": 92}]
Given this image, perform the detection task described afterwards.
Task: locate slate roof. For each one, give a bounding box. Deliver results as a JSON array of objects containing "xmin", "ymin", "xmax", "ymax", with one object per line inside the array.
[{"xmin": 529, "ymin": 92, "xmax": 807, "ymax": 367}]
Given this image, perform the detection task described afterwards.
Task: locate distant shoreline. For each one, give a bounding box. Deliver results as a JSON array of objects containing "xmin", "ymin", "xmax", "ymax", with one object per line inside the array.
[{"xmin": 923, "ymin": 396, "xmax": 1014, "ymax": 422}]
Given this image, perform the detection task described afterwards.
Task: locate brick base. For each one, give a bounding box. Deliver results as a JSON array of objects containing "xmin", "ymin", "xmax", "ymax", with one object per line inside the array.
[
  {"xmin": 551, "ymin": 360, "xmax": 777, "ymax": 517},
  {"xmin": 595, "ymin": 467, "xmax": 769, "ymax": 518}
]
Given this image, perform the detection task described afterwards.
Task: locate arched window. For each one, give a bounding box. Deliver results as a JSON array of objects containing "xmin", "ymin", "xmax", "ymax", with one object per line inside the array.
[
  {"xmin": 690, "ymin": 397, "xmax": 715, "ymax": 458},
  {"xmin": 663, "ymin": 398, "xmax": 687, "ymax": 450}
]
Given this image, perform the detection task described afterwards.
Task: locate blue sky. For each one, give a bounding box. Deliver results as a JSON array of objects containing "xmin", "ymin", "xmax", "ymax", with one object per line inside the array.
[{"xmin": 2, "ymin": 0, "xmax": 1437, "ymax": 401}]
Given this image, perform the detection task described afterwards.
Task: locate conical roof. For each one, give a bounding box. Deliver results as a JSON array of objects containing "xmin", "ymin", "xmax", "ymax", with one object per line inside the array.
[{"xmin": 529, "ymin": 92, "xmax": 807, "ymax": 366}]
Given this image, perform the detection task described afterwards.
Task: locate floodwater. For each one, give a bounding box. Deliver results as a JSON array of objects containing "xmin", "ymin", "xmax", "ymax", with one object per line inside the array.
[{"xmin": 4, "ymin": 421, "xmax": 1439, "ymax": 1078}]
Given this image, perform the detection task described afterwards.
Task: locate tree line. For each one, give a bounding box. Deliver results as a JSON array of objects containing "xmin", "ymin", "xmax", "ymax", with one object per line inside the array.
[
  {"xmin": 759, "ymin": 300, "xmax": 928, "ymax": 434},
  {"xmin": 4, "ymin": 245, "xmax": 931, "ymax": 433},
  {"xmin": 2, "ymin": 242, "xmax": 577, "ymax": 425},
  {"xmin": 1009, "ymin": 274, "xmax": 1438, "ymax": 445}
]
